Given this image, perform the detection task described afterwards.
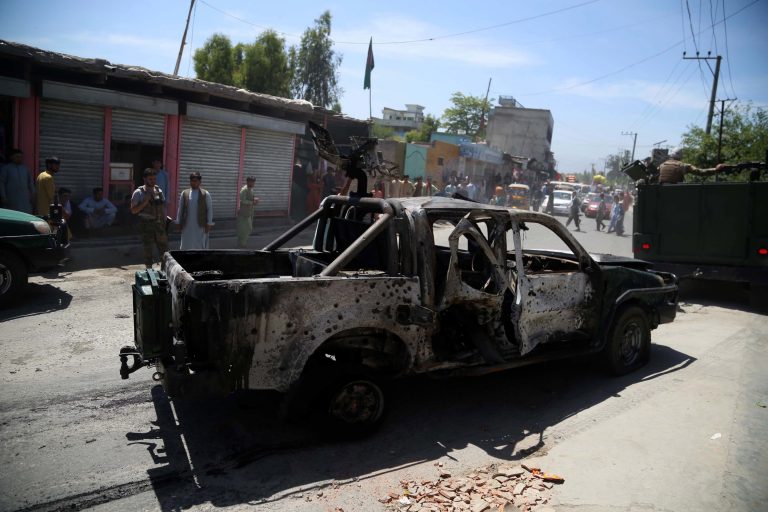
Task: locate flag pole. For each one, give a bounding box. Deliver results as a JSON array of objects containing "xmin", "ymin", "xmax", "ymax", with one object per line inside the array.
[{"xmin": 365, "ymin": 37, "xmax": 374, "ymax": 121}]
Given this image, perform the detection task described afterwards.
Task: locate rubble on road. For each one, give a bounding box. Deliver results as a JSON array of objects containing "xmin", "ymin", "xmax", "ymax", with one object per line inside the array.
[{"xmin": 380, "ymin": 462, "xmax": 564, "ymax": 511}]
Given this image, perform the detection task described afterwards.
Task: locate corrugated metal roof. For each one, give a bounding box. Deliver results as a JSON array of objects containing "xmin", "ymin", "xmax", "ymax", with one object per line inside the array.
[{"xmin": 0, "ymin": 39, "xmax": 313, "ymax": 115}]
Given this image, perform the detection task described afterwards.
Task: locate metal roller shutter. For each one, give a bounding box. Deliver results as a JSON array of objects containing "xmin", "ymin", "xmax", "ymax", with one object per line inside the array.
[
  {"xmin": 39, "ymin": 100, "xmax": 104, "ymax": 202},
  {"xmin": 112, "ymin": 108, "xmax": 165, "ymax": 144},
  {"xmin": 243, "ymin": 128, "xmax": 293, "ymax": 212},
  {"xmin": 179, "ymin": 118, "xmax": 240, "ymax": 220}
]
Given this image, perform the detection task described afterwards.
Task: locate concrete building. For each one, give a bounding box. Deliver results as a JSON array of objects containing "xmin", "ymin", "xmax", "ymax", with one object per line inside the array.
[
  {"xmin": 425, "ymin": 140, "xmax": 461, "ymax": 187},
  {"xmin": 404, "ymin": 143, "xmax": 428, "ymax": 179},
  {"xmin": 373, "ymin": 104, "xmax": 425, "ymax": 137},
  {"xmin": 487, "ymin": 96, "xmax": 555, "ymax": 172}
]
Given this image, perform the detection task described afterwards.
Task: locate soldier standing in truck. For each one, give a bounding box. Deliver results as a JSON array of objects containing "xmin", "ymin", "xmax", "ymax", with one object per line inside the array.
[{"xmin": 659, "ymin": 148, "xmax": 722, "ymax": 184}]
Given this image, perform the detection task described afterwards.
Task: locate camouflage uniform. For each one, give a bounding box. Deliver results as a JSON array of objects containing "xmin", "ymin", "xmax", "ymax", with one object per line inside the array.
[
  {"xmin": 131, "ymin": 185, "xmax": 168, "ymax": 268},
  {"xmin": 659, "ymin": 159, "xmax": 717, "ymax": 184}
]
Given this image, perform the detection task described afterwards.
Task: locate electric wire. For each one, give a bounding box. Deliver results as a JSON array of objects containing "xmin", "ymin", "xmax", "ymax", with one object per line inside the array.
[
  {"xmin": 685, "ymin": 0, "xmax": 711, "ymax": 96},
  {"xmin": 517, "ymin": 0, "xmax": 757, "ymax": 97},
  {"xmin": 628, "ymin": 59, "xmax": 688, "ymax": 130},
  {"xmin": 722, "ymin": 0, "xmax": 738, "ymax": 99},
  {"xmin": 197, "ymin": 0, "xmax": 602, "ymax": 45}
]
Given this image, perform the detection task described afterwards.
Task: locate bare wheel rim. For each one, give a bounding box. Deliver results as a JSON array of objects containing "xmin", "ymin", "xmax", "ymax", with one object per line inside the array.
[
  {"xmin": 328, "ymin": 380, "xmax": 384, "ymax": 425},
  {"xmin": 0, "ymin": 264, "xmax": 11, "ymax": 295},
  {"xmin": 619, "ymin": 320, "xmax": 643, "ymax": 366}
]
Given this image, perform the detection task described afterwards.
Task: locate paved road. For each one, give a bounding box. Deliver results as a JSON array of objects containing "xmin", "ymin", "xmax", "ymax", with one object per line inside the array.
[{"xmin": 1, "ymin": 209, "xmax": 765, "ymax": 512}]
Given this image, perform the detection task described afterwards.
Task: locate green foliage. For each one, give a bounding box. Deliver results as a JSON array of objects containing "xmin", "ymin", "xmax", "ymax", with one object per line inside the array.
[
  {"xmin": 372, "ymin": 124, "xmax": 397, "ymax": 140},
  {"xmin": 441, "ymin": 93, "xmax": 491, "ymax": 138},
  {"xmin": 405, "ymin": 114, "xmax": 440, "ymax": 143},
  {"xmin": 193, "ymin": 34, "xmax": 235, "ymax": 85},
  {"xmin": 192, "ymin": 13, "xmax": 343, "ymax": 104},
  {"xmin": 240, "ymin": 30, "xmax": 292, "ymax": 97},
  {"xmin": 604, "ymin": 150, "xmax": 631, "ymax": 177},
  {"xmin": 681, "ymin": 103, "xmax": 768, "ymax": 167},
  {"xmin": 291, "ymin": 11, "xmax": 343, "ymax": 108}
]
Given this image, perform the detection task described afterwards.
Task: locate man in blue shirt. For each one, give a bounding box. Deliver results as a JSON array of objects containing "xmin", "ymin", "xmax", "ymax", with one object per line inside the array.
[{"xmin": 0, "ymin": 149, "xmax": 35, "ymax": 213}]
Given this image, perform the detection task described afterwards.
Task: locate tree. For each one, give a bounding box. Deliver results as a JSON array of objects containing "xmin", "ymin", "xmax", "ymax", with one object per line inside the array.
[
  {"xmin": 291, "ymin": 11, "xmax": 343, "ymax": 108},
  {"xmin": 681, "ymin": 103, "xmax": 768, "ymax": 167},
  {"xmin": 240, "ymin": 30, "xmax": 292, "ymax": 97},
  {"xmin": 405, "ymin": 114, "xmax": 441, "ymax": 143},
  {"xmin": 372, "ymin": 124, "xmax": 397, "ymax": 140},
  {"xmin": 193, "ymin": 34, "xmax": 235, "ymax": 85},
  {"xmin": 441, "ymin": 93, "xmax": 491, "ymax": 138},
  {"xmin": 604, "ymin": 150, "xmax": 631, "ymax": 178}
]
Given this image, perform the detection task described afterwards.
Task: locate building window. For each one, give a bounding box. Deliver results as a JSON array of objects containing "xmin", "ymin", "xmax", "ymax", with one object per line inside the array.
[{"xmin": 438, "ymin": 157, "xmax": 444, "ymax": 166}]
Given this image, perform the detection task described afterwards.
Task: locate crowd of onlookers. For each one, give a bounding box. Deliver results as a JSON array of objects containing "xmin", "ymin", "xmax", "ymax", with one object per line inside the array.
[{"xmin": 0, "ymin": 149, "xmax": 119, "ymax": 237}]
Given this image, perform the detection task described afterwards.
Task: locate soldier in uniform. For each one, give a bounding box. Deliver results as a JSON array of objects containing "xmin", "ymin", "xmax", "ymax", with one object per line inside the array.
[
  {"xmin": 659, "ymin": 148, "xmax": 721, "ymax": 184},
  {"xmin": 130, "ymin": 168, "xmax": 168, "ymax": 268}
]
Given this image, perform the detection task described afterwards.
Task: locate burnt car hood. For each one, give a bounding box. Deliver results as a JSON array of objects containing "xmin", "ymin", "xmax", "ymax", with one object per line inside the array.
[{"xmin": 591, "ymin": 253, "xmax": 651, "ymax": 270}]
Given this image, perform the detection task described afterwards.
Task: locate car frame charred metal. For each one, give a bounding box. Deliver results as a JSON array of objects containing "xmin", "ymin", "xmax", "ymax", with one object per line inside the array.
[{"xmin": 121, "ymin": 195, "xmax": 678, "ymax": 435}]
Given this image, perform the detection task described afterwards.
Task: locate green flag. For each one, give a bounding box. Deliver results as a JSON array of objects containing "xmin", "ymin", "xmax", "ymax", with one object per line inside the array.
[{"xmin": 364, "ymin": 37, "xmax": 374, "ymax": 90}]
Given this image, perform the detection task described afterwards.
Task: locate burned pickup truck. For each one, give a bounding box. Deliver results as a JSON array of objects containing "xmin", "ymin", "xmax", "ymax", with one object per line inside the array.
[{"xmin": 122, "ymin": 196, "xmax": 678, "ymax": 434}]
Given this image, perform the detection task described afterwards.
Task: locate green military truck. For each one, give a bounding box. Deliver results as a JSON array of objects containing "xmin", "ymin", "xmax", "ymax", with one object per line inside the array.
[{"xmin": 626, "ymin": 157, "xmax": 768, "ymax": 307}]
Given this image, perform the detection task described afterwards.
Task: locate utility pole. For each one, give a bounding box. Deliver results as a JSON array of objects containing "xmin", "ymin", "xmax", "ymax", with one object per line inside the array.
[
  {"xmin": 477, "ymin": 77, "xmax": 492, "ymax": 141},
  {"xmin": 717, "ymin": 98, "xmax": 736, "ymax": 163},
  {"xmin": 683, "ymin": 52, "xmax": 721, "ymax": 135},
  {"xmin": 622, "ymin": 131, "xmax": 638, "ymax": 162},
  {"xmin": 174, "ymin": 0, "xmax": 196, "ymax": 76}
]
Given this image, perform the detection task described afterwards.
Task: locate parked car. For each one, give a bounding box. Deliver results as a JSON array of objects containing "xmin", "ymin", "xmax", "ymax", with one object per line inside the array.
[
  {"xmin": 121, "ymin": 196, "xmax": 679, "ymax": 436},
  {"xmin": 543, "ymin": 190, "xmax": 573, "ymax": 215},
  {"xmin": 585, "ymin": 194, "xmax": 613, "ymax": 218},
  {"xmin": 0, "ymin": 208, "xmax": 69, "ymax": 306}
]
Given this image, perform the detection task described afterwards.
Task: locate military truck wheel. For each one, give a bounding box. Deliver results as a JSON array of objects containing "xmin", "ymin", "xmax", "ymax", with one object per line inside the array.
[
  {"xmin": 602, "ymin": 305, "xmax": 650, "ymax": 375},
  {"xmin": 0, "ymin": 250, "xmax": 27, "ymax": 308},
  {"xmin": 319, "ymin": 372, "xmax": 387, "ymax": 438}
]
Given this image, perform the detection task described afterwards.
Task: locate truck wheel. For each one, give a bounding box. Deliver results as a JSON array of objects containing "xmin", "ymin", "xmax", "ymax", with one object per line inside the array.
[
  {"xmin": 0, "ymin": 250, "xmax": 27, "ymax": 308},
  {"xmin": 320, "ymin": 372, "xmax": 387, "ymax": 438},
  {"xmin": 602, "ymin": 306, "xmax": 650, "ymax": 375}
]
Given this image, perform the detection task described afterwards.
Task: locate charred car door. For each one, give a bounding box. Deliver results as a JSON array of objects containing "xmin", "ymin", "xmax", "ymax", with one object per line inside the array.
[
  {"xmin": 507, "ymin": 216, "xmax": 599, "ymax": 355},
  {"xmin": 434, "ymin": 213, "xmax": 518, "ymax": 364}
]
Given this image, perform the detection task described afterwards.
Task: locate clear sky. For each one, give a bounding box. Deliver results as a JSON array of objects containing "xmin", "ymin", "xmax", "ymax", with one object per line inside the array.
[{"xmin": 1, "ymin": 0, "xmax": 765, "ymax": 172}]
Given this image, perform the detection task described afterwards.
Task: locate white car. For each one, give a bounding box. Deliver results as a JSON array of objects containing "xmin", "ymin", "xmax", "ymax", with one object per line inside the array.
[{"xmin": 543, "ymin": 190, "xmax": 573, "ymax": 216}]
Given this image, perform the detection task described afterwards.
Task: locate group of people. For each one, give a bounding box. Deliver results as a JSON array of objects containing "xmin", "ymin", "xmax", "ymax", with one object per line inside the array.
[
  {"xmin": 566, "ymin": 189, "xmax": 634, "ymax": 235},
  {"xmin": 0, "ymin": 149, "xmax": 263, "ymax": 269},
  {"xmin": 0, "ymin": 149, "xmax": 118, "ymax": 232},
  {"xmin": 130, "ymin": 168, "xmax": 260, "ymax": 268}
]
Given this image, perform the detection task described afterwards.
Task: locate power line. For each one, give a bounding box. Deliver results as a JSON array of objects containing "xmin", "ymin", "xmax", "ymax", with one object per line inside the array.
[
  {"xmin": 517, "ymin": 0, "xmax": 758, "ymax": 97},
  {"xmin": 198, "ymin": 0, "xmax": 602, "ymax": 45},
  {"xmin": 683, "ymin": 0, "xmax": 710, "ymax": 94},
  {"xmin": 722, "ymin": 0, "xmax": 738, "ymax": 98},
  {"xmin": 708, "ymin": 0, "xmax": 720, "ymax": 54},
  {"xmin": 629, "ymin": 59, "xmax": 684, "ymax": 128},
  {"xmin": 630, "ymin": 62, "xmax": 693, "ymax": 130}
]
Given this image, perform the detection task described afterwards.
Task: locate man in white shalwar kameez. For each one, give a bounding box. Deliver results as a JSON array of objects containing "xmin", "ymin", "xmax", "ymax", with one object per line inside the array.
[{"xmin": 175, "ymin": 172, "xmax": 213, "ymax": 249}]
